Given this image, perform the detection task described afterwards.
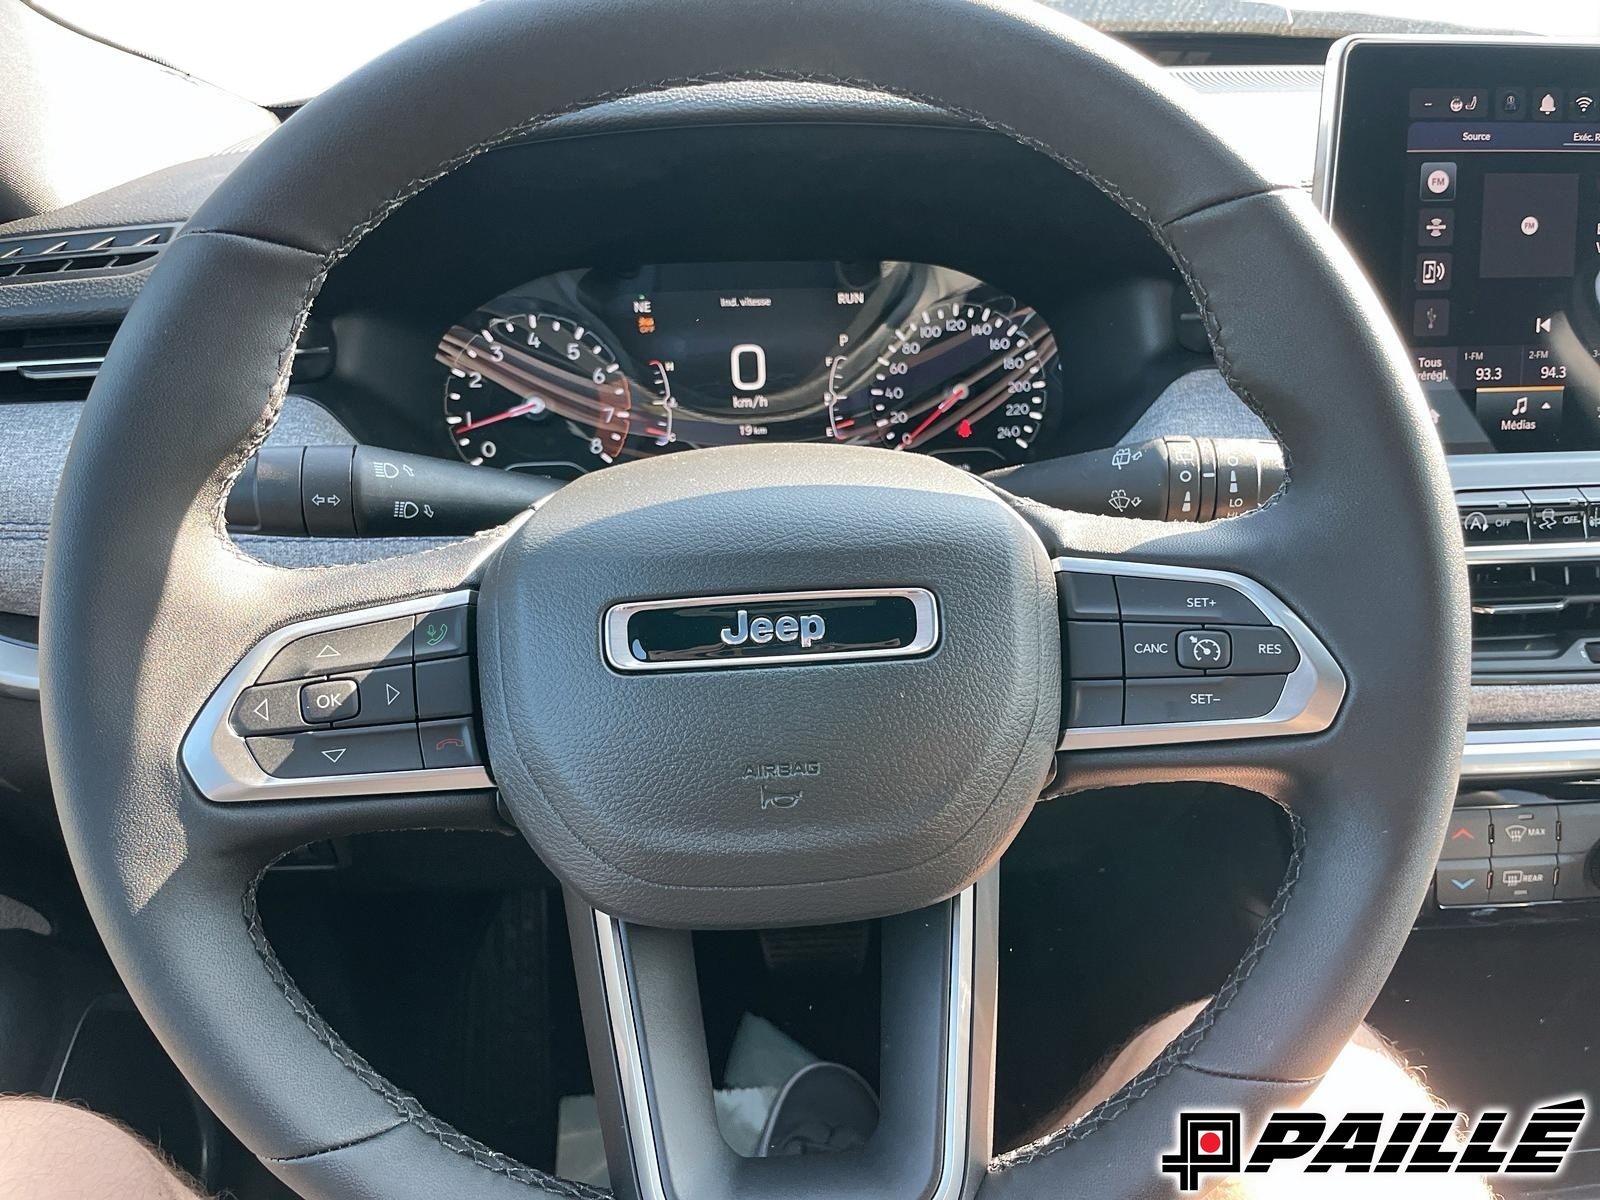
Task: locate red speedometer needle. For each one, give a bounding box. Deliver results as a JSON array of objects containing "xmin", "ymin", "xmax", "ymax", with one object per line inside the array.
[
  {"xmin": 901, "ymin": 383, "xmax": 968, "ymax": 449},
  {"xmin": 455, "ymin": 399, "xmax": 544, "ymax": 434}
]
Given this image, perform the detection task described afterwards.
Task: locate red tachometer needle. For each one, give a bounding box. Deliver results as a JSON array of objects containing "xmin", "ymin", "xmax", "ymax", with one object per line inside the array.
[
  {"xmin": 455, "ymin": 399, "xmax": 544, "ymax": 435},
  {"xmin": 901, "ymin": 383, "xmax": 968, "ymax": 448}
]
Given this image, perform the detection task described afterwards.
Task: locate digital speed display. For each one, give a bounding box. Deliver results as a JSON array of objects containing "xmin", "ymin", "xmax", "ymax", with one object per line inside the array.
[{"xmin": 436, "ymin": 260, "xmax": 1057, "ymax": 475}]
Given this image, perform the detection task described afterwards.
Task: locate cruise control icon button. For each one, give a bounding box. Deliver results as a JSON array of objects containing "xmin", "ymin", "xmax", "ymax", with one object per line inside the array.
[{"xmin": 1177, "ymin": 629, "xmax": 1231, "ymax": 670}]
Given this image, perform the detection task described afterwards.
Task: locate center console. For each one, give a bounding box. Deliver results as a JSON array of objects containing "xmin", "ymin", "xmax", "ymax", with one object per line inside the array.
[{"xmin": 1320, "ymin": 37, "xmax": 1600, "ymax": 909}]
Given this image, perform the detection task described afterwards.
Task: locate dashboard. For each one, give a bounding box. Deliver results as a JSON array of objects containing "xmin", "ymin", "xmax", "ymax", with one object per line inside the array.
[{"xmin": 435, "ymin": 260, "xmax": 1057, "ymax": 476}]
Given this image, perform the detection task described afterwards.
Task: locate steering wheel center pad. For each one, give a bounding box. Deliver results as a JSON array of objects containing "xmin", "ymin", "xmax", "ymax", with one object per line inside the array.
[{"xmin": 481, "ymin": 444, "xmax": 1060, "ymax": 927}]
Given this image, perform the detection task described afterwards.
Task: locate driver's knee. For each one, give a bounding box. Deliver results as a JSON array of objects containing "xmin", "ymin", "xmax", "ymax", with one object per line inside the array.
[{"xmin": 0, "ymin": 1096, "xmax": 204, "ymax": 1199}]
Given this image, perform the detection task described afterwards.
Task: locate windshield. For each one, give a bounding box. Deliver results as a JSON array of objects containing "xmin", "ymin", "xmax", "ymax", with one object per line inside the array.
[{"xmin": 24, "ymin": 0, "xmax": 1600, "ymax": 107}]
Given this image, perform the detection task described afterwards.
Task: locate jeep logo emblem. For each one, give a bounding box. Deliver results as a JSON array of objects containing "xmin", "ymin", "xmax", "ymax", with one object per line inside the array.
[
  {"xmin": 719, "ymin": 609, "xmax": 826, "ymax": 650},
  {"xmin": 602, "ymin": 588, "xmax": 938, "ymax": 673}
]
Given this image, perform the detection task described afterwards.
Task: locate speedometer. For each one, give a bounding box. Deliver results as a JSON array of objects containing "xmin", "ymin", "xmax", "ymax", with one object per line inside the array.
[{"xmin": 828, "ymin": 302, "xmax": 1052, "ymax": 467}]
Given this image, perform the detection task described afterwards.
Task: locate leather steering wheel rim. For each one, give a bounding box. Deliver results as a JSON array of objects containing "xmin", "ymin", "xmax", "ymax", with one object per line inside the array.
[{"xmin": 39, "ymin": 1, "xmax": 1469, "ymax": 1197}]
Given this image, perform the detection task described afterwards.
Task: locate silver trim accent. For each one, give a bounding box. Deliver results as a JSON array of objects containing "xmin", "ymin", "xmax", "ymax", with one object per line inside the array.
[
  {"xmin": 1472, "ymin": 601, "xmax": 1566, "ymax": 616},
  {"xmin": 602, "ymin": 587, "xmax": 940, "ymax": 673},
  {"xmin": 1449, "ymin": 452, "xmax": 1600, "ymax": 491},
  {"xmin": 0, "ymin": 354, "xmax": 104, "ymax": 376},
  {"xmin": 1462, "ymin": 725, "xmax": 1600, "ymax": 779},
  {"xmin": 1055, "ymin": 557, "xmax": 1346, "ymax": 751},
  {"xmin": 180, "ymin": 590, "xmax": 493, "ymax": 803},
  {"xmin": 0, "ymin": 636, "xmax": 40, "ymax": 700},
  {"xmin": 591, "ymin": 879, "xmax": 986, "ymax": 1200},
  {"xmin": 1466, "ymin": 541, "xmax": 1600, "ymax": 564}
]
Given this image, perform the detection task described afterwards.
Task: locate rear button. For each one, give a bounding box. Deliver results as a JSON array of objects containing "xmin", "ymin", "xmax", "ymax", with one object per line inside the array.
[
  {"xmin": 247, "ymin": 725, "xmax": 423, "ymax": 778},
  {"xmin": 1124, "ymin": 675, "xmax": 1286, "ymax": 725}
]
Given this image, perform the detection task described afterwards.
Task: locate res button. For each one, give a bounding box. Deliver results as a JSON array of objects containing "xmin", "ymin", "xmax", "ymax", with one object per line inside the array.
[{"xmin": 1218, "ymin": 626, "xmax": 1300, "ymax": 674}]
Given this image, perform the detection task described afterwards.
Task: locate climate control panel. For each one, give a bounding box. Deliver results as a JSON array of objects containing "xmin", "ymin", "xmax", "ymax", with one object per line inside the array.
[{"xmin": 1436, "ymin": 791, "xmax": 1600, "ymax": 908}]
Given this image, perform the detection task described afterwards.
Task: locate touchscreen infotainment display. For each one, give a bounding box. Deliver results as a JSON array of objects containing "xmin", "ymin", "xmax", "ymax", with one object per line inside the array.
[{"xmin": 1322, "ymin": 40, "xmax": 1600, "ymax": 454}]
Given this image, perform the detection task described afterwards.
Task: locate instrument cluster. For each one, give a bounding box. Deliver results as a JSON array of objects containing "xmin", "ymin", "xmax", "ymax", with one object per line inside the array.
[{"xmin": 435, "ymin": 260, "xmax": 1059, "ymax": 477}]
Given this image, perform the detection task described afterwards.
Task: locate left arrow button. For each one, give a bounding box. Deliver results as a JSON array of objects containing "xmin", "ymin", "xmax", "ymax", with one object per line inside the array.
[{"xmin": 231, "ymin": 681, "xmax": 310, "ymax": 735}]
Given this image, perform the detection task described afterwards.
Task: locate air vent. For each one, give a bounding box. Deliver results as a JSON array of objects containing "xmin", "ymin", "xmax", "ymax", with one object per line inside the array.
[
  {"xmin": 0, "ymin": 223, "xmax": 179, "ymax": 282},
  {"xmin": 0, "ymin": 324, "xmax": 119, "ymax": 401},
  {"xmin": 0, "ymin": 319, "xmax": 335, "ymax": 404},
  {"xmin": 1471, "ymin": 561, "xmax": 1600, "ymax": 677}
]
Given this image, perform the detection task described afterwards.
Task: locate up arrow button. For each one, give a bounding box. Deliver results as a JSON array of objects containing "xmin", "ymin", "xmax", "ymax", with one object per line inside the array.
[
  {"xmin": 1439, "ymin": 809, "xmax": 1493, "ymax": 861},
  {"xmin": 258, "ymin": 616, "xmax": 415, "ymax": 683}
]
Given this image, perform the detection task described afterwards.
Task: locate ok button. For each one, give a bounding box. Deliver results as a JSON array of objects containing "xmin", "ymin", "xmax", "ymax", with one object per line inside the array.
[
  {"xmin": 301, "ymin": 679, "xmax": 360, "ymax": 724},
  {"xmin": 1121, "ymin": 623, "xmax": 1183, "ymax": 677}
]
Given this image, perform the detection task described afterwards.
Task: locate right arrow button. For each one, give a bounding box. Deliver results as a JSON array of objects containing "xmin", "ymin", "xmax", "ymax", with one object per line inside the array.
[{"xmin": 344, "ymin": 663, "xmax": 417, "ymax": 725}]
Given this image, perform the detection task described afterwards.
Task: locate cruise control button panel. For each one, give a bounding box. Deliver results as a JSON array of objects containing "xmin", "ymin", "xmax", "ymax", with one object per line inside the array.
[
  {"xmin": 183, "ymin": 590, "xmax": 492, "ymax": 802},
  {"xmin": 1056, "ymin": 558, "xmax": 1341, "ymax": 750}
]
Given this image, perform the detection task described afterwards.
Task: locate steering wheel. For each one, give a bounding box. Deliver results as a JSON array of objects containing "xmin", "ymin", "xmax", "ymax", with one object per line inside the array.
[{"xmin": 38, "ymin": 1, "xmax": 1469, "ymax": 1197}]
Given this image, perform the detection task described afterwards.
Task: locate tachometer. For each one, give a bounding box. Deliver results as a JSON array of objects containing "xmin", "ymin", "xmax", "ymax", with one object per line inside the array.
[
  {"xmin": 438, "ymin": 312, "xmax": 631, "ymax": 473},
  {"xmin": 828, "ymin": 302, "xmax": 1053, "ymax": 467}
]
